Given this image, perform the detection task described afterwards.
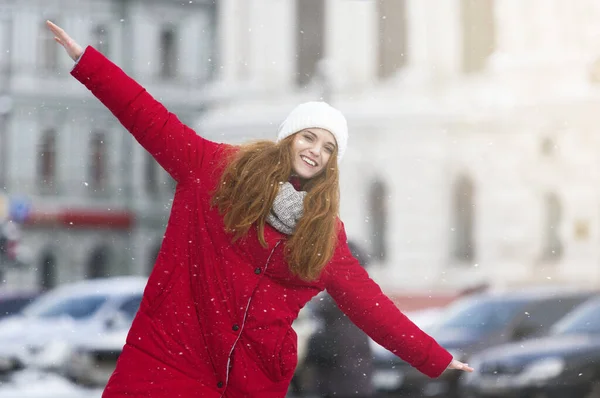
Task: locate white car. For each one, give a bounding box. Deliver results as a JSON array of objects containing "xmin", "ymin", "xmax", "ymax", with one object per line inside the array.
[
  {"xmin": 0, "ymin": 277, "xmax": 145, "ymax": 374},
  {"xmin": 65, "ymin": 294, "xmax": 323, "ymax": 389}
]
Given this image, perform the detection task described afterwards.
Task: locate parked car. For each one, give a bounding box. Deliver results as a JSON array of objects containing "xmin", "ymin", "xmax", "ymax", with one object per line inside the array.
[
  {"xmin": 372, "ymin": 288, "xmax": 594, "ymax": 397},
  {"xmin": 64, "ymin": 325, "xmax": 131, "ymax": 387},
  {"xmin": 370, "ymin": 306, "xmax": 444, "ymax": 393},
  {"xmin": 0, "ymin": 277, "xmax": 145, "ymax": 375},
  {"xmin": 460, "ymin": 294, "xmax": 600, "ymax": 398},
  {"xmin": 64, "ymin": 289, "xmax": 320, "ymax": 389}
]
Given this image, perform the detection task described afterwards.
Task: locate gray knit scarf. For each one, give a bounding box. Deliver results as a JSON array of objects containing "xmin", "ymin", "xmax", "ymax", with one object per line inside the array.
[{"xmin": 266, "ymin": 182, "xmax": 306, "ymax": 235}]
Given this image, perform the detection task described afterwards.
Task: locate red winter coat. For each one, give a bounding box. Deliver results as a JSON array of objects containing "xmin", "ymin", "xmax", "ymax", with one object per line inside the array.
[{"xmin": 71, "ymin": 46, "xmax": 452, "ymax": 398}]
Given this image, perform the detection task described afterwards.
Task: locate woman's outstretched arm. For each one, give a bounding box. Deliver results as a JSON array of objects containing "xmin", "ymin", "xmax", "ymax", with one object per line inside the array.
[
  {"xmin": 324, "ymin": 225, "xmax": 473, "ymax": 378},
  {"xmin": 47, "ymin": 20, "xmax": 223, "ymax": 183}
]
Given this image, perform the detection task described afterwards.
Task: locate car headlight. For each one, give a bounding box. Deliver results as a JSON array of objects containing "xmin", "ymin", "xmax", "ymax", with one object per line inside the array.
[
  {"xmin": 520, "ymin": 357, "xmax": 565, "ymax": 383},
  {"xmin": 31, "ymin": 340, "xmax": 73, "ymax": 369}
]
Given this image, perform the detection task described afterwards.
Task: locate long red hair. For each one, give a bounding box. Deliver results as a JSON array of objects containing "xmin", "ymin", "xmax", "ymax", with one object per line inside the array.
[{"xmin": 211, "ymin": 135, "xmax": 340, "ymax": 281}]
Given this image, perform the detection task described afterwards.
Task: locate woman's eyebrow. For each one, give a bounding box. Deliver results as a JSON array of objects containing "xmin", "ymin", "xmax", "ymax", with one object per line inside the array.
[
  {"xmin": 304, "ymin": 129, "xmax": 317, "ymax": 138},
  {"xmin": 306, "ymin": 129, "xmax": 336, "ymax": 148}
]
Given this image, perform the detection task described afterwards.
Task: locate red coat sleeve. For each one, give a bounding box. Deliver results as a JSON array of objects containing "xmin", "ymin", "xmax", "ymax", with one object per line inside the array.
[
  {"xmin": 322, "ymin": 225, "xmax": 453, "ymax": 378},
  {"xmin": 71, "ymin": 46, "xmax": 222, "ymax": 183}
]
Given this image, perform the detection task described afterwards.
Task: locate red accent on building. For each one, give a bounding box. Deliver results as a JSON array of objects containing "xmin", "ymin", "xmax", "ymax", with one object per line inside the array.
[{"xmin": 24, "ymin": 209, "xmax": 134, "ymax": 229}]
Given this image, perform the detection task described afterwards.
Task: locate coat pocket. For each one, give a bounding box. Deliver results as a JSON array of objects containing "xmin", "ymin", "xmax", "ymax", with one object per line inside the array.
[{"xmin": 274, "ymin": 327, "xmax": 299, "ymax": 382}]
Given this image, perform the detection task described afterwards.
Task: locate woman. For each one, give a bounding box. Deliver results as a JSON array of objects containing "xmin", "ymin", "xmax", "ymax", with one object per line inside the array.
[{"xmin": 47, "ymin": 21, "xmax": 472, "ymax": 398}]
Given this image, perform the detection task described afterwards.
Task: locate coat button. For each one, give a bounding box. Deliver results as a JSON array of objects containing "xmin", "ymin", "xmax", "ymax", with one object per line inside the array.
[
  {"xmin": 254, "ymin": 268, "xmax": 261, "ymax": 274},
  {"xmin": 217, "ymin": 381, "xmax": 224, "ymax": 388},
  {"xmin": 232, "ymin": 324, "xmax": 240, "ymax": 331}
]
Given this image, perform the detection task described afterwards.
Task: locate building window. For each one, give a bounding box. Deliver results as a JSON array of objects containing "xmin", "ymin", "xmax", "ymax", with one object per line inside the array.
[
  {"xmin": 159, "ymin": 27, "xmax": 177, "ymax": 79},
  {"xmin": 145, "ymin": 153, "xmax": 160, "ymax": 196},
  {"xmin": 295, "ymin": 0, "xmax": 325, "ymax": 87},
  {"xmin": 461, "ymin": 0, "xmax": 495, "ymax": 74},
  {"xmin": 541, "ymin": 193, "xmax": 563, "ymax": 261},
  {"xmin": 38, "ymin": 129, "xmax": 57, "ymax": 191},
  {"xmin": 148, "ymin": 241, "xmax": 161, "ymax": 276},
  {"xmin": 540, "ymin": 137, "xmax": 555, "ymax": 156},
  {"xmin": 377, "ymin": 0, "xmax": 408, "ymax": 79},
  {"xmin": 87, "ymin": 246, "xmax": 110, "ymax": 279},
  {"xmin": 89, "ymin": 132, "xmax": 107, "ymax": 191},
  {"xmin": 39, "ymin": 250, "xmax": 57, "ymax": 290},
  {"xmin": 369, "ymin": 179, "xmax": 388, "ymax": 261},
  {"xmin": 93, "ymin": 24, "xmax": 109, "ymax": 56},
  {"xmin": 39, "ymin": 20, "xmax": 59, "ymax": 71},
  {"xmin": 452, "ymin": 174, "xmax": 475, "ymax": 262}
]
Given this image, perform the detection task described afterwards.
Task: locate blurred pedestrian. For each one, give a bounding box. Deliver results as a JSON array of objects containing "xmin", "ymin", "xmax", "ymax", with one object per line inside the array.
[
  {"xmin": 304, "ymin": 241, "xmax": 375, "ymax": 398},
  {"xmin": 46, "ymin": 21, "xmax": 472, "ymax": 398}
]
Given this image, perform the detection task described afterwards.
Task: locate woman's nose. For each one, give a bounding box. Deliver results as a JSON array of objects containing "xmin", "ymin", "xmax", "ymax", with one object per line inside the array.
[{"xmin": 309, "ymin": 146, "xmax": 321, "ymax": 156}]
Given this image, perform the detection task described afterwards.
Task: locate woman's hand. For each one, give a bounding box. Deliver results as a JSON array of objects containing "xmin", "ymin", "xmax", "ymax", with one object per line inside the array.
[
  {"xmin": 46, "ymin": 20, "xmax": 83, "ymax": 62},
  {"xmin": 447, "ymin": 358, "xmax": 474, "ymax": 372}
]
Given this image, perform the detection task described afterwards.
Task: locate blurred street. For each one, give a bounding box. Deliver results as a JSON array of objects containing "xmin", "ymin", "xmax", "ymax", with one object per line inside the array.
[{"xmin": 3, "ymin": 0, "xmax": 600, "ymax": 397}]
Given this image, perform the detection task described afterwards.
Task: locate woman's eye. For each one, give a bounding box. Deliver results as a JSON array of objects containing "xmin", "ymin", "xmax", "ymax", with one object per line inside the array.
[
  {"xmin": 303, "ymin": 134, "xmax": 313, "ymax": 141},
  {"xmin": 325, "ymin": 147, "xmax": 333, "ymax": 154}
]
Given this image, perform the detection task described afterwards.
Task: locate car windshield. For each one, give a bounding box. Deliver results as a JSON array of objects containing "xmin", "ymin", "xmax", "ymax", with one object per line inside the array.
[
  {"xmin": 0, "ymin": 296, "xmax": 39, "ymax": 319},
  {"xmin": 551, "ymin": 299, "xmax": 600, "ymax": 335},
  {"xmin": 23, "ymin": 293, "xmax": 109, "ymax": 320},
  {"xmin": 118, "ymin": 295, "xmax": 142, "ymax": 320},
  {"xmin": 436, "ymin": 297, "xmax": 529, "ymax": 332}
]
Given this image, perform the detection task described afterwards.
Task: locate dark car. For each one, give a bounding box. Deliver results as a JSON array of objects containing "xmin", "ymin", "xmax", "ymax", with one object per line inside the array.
[
  {"xmin": 372, "ymin": 288, "xmax": 594, "ymax": 397},
  {"xmin": 459, "ymin": 295, "xmax": 600, "ymax": 398}
]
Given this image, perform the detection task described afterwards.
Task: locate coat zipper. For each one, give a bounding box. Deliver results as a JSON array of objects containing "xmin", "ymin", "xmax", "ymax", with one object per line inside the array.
[{"xmin": 222, "ymin": 240, "xmax": 282, "ymax": 392}]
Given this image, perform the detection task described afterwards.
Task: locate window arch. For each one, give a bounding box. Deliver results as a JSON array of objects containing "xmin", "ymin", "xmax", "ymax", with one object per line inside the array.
[
  {"xmin": 86, "ymin": 245, "xmax": 111, "ymax": 279},
  {"xmin": 89, "ymin": 131, "xmax": 107, "ymax": 191},
  {"xmin": 38, "ymin": 249, "xmax": 58, "ymax": 290},
  {"xmin": 369, "ymin": 179, "xmax": 388, "ymax": 261},
  {"xmin": 452, "ymin": 174, "xmax": 475, "ymax": 261},
  {"xmin": 39, "ymin": 19, "xmax": 59, "ymax": 71},
  {"xmin": 377, "ymin": 0, "xmax": 408, "ymax": 79},
  {"xmin": 295, "ymin": 0, "xmax": 325, "ymax": 86},
  {"xmin": 38, "ymin": 129, "xmax": 57, "ymax": 192},
  {"xmin": 541, "ymin": 193, "xmax": 563, "ymax": 261},
  {"xmin": 92, "ymin": 24, "xmax": 109, "ymax": 56},
  {"xmin": 461, "ymin": 0, "xmax": 495, "ymax": 74},
  {"xmin": 147, "ymin": 241, "xmax": 162, "ymax": 276},
  {"xmin": 145, "ymin": 153, "xmax": 160, "ymax": 196},
  {"xmin": 159, "ymin": 26, "xmax": 177, "ymax": 79}
]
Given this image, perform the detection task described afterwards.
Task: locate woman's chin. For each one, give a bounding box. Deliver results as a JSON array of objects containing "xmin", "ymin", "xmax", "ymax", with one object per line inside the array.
[
  {"xmin": 292, "ymin": 167, "xmax": 312, "ymax": 180},
  {"xmin": 294, "ymin": 173, "xmax": 310, "ymax": 181}
]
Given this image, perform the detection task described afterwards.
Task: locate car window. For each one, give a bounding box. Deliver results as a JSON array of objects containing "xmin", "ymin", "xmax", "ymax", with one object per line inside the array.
[
  {"xmin": 436, "ymin": 297, "xmax": 529, "ymax": 332},
  {"xmin": 516, "ymin": 297, "xmax": 588, "ymax": 331},
  {"xmin": 0, "ymin": 296, "xmax": 38, "ymax": 319},
  {"xmin": 29, "ymin": 294, "xmax": 108, "ymax": 320},
  {"xmin": 118, "ymin": 295, "xmax": 142, "ymax": 320},
  {"xmin": 551, "ymin": 299, "xmax": 600, "ymax": 335}
]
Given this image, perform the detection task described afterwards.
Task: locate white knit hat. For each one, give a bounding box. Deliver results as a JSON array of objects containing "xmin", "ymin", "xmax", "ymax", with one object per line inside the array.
[{"xmin": 276, "ymin": 101, "xmax": 348, "ymax": 163}]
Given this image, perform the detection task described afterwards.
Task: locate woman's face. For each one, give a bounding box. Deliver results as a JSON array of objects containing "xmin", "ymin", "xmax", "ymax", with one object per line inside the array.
[{"xmin": 291, "ymin": 128, "xmax": 337, "ymax": 180}]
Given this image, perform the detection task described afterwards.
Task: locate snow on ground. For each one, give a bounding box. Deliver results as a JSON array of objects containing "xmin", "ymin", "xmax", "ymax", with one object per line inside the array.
[{"xmin": 0, "ymin": 370, "xmax": 102, "ymax": 398}]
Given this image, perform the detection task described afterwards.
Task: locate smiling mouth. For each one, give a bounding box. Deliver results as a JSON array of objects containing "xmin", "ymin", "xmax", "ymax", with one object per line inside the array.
[{"xmin": 301, "ymin": 155, "xmax": 317, "ymax": 167}]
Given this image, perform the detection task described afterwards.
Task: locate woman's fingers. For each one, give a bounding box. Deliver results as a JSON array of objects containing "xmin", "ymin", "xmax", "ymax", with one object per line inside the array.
[
  {"xmin": 46, "ymin": 21, "xmax": 65, "ymax": 39},
  {"xmin": 46, "ymin": 20, "xmax": 83, "ymax": 61},
  {"xmin": 448, "ymin": 359, "xmax": 474, "ymax": 372}
]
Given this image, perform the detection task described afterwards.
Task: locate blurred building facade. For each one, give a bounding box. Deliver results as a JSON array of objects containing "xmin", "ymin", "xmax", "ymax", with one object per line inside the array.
[
  {"xmin": 0, "ymin": 0, "xmax": 216, "ymax": 289},
  {"xmin": 199, "ymin": 0, "xmax": 600, "ymax": 292}
]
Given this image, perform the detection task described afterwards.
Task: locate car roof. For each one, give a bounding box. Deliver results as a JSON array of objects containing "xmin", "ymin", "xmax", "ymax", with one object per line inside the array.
[
  {"xmin": 465, "ymin": 286, "xmax": 594, "ymax": 303},
  {"xmin": 47, "ymin": 276, "xmax": 148, "ymax": 297}
]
